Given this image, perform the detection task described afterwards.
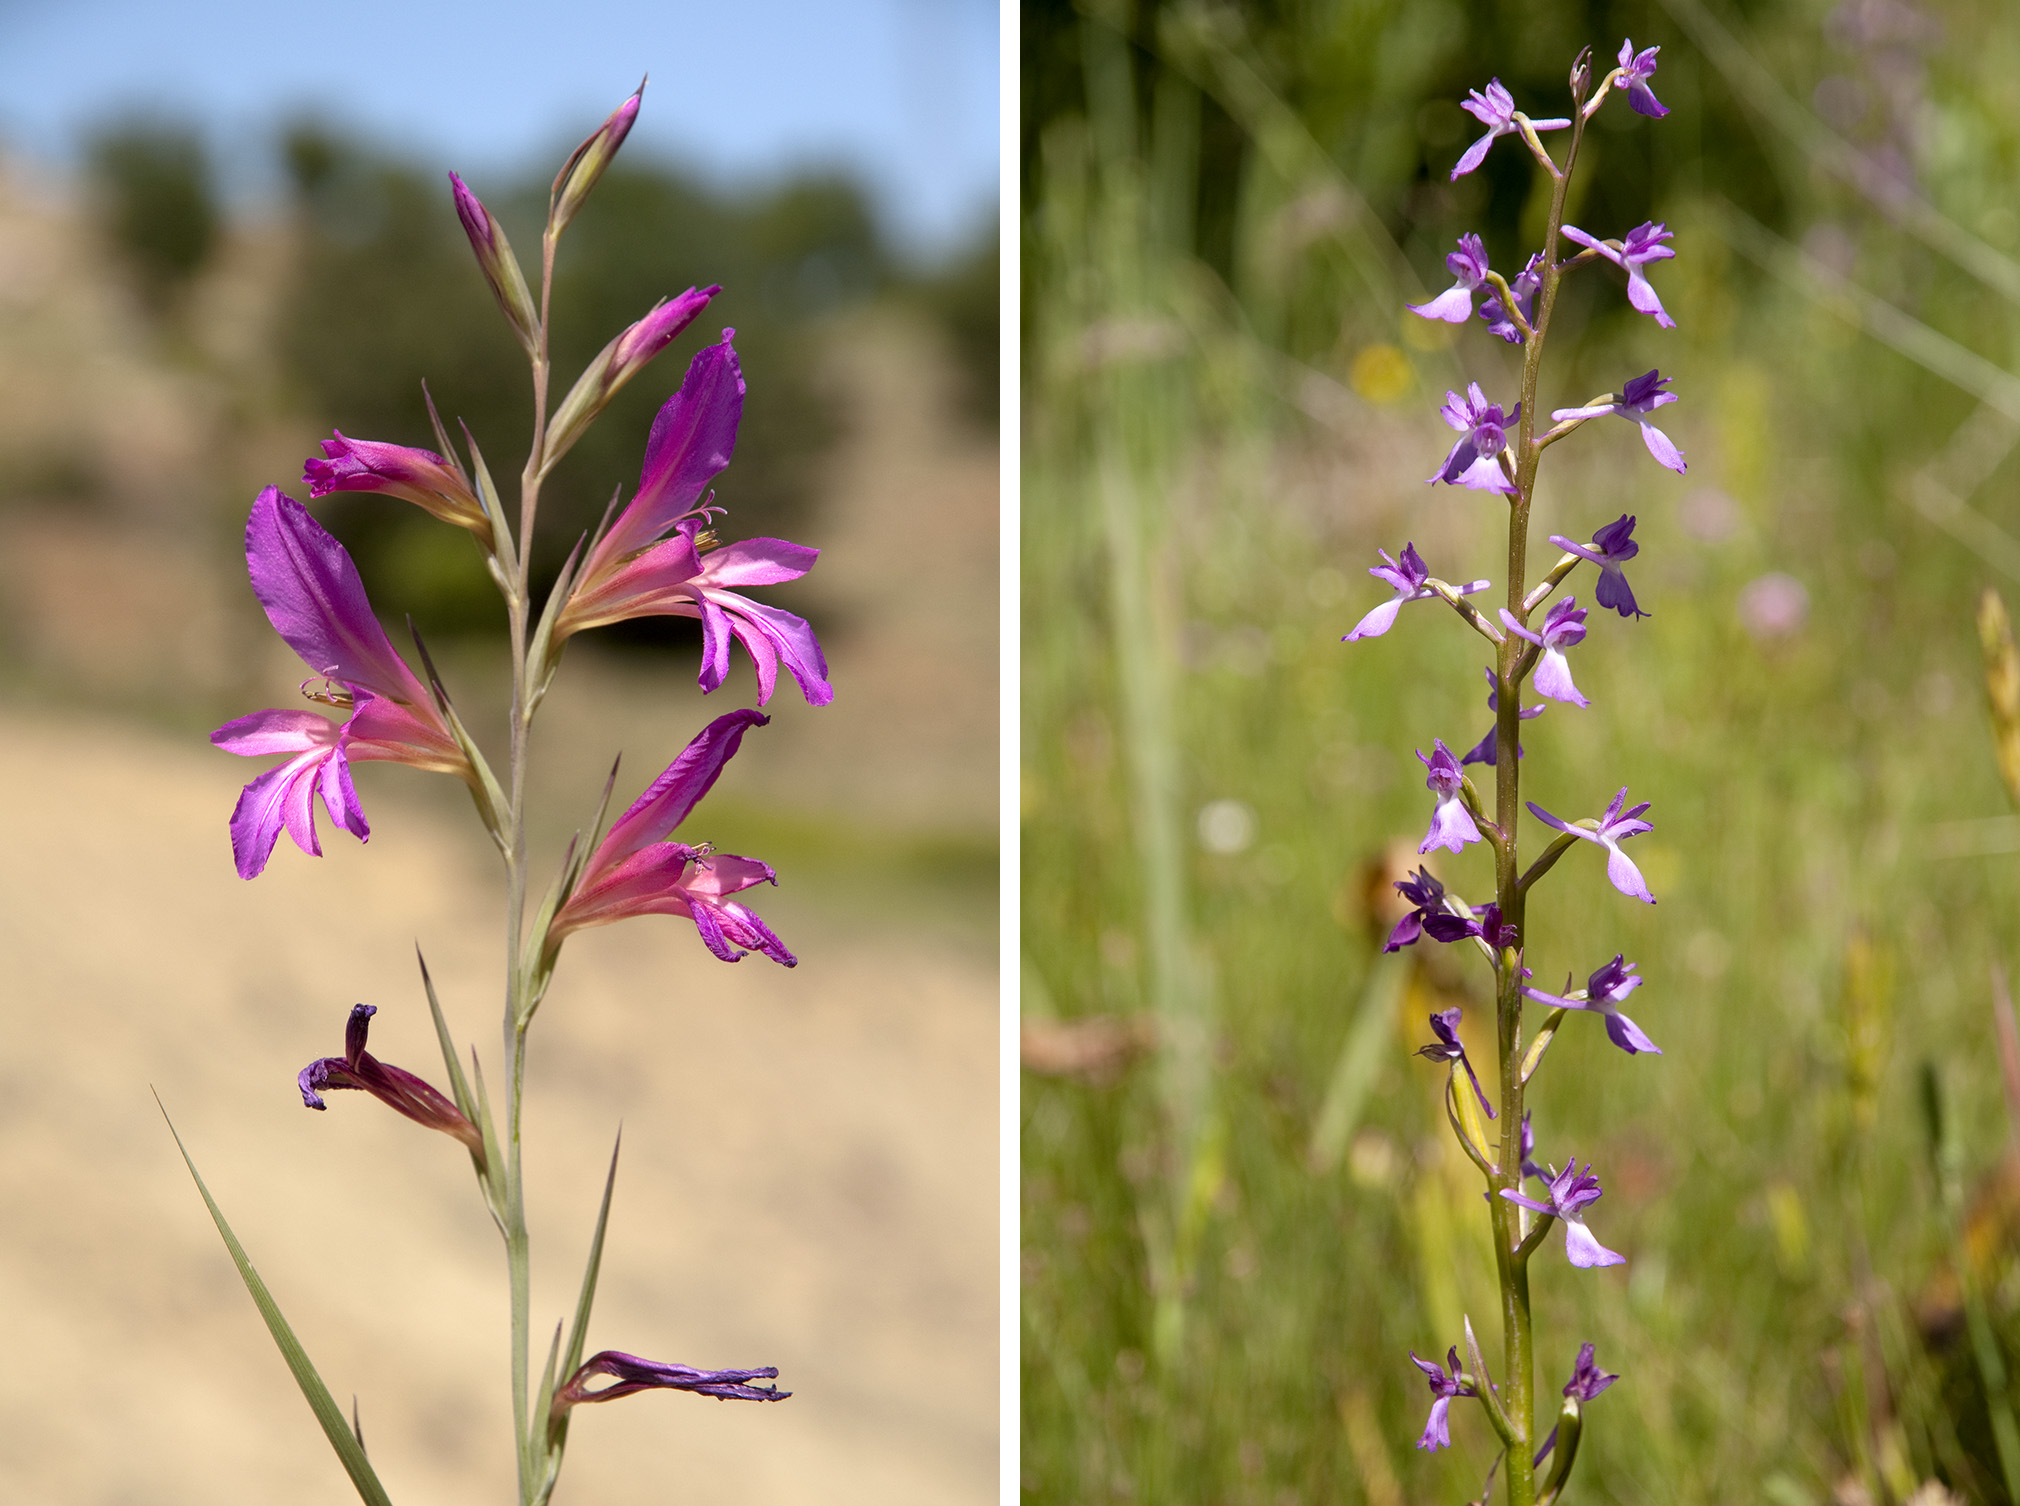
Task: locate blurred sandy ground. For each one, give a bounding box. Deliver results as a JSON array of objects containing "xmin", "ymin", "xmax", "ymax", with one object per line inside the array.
[{"xmin": 0, "ymin": 161, "xmax": 997, "ymax": 1505}]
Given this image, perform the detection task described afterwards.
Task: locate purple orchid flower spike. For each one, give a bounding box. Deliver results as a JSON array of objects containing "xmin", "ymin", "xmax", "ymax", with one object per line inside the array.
[
  {"xmin": 212, "ymin": 488, "xmax": 475, "ymax": 879},
  {"xmin": 1480, "ymin": 252, "xmax": 1543, "ymax": 344},
  {"xmin": 1409, "ymin": 1347, "xmax": 1477, "ymax": 1450},
  {"xmin": 551, "ymin": 1351, "xmax": 787, "ymax": 1421},
  {"xmin": 1418, "ymin": 1006, "xmax": 1497, "ymax": 1120},
  {"xmin": 1552, "ymin": 372, "xmax": 1685, "ymax": 476},
  {"xmin": 1461, "ymin": 665, "xmax": 1545, "ymax": 765},
  {"xmin": 1451, "ymin": 80, "xmax": 1570, "ymax": 180},
  {"xmin": 1500, "ymin": 1158, "xmax": 1625, "ymax": 1268},
  {"xmin": 1498, "ymin": 598, "xmax": 1590, "ymax": 707},
  {"xmin": 1561, "ymin": 222, "xmax": 1677, "ymax": 328},
  {"xmin": 1343, "ymin": 542, "xmax": 1488, "ymax": 642},
  {"xmin": 555, "ymin": 333, "xmax": 832, "ymax": 707},
  {"xmin": 1408, "ymin": 234, "xmax": 1491, "ymax": 323},
  {"xmin": 1615, "ymin": 40, "xmax": 1669, "ymax": 118},
  {"xmin": 1548, "ymin": 515, "xmax": 1649, "ymax": 620},
  {"xmin": 1523, "ymin": 954, "xmax": 1662, "ymax": 1055},
  {"xmin": 1527, "ymin": 787, "xmax": 1656, "ymax": 903},
  {"xmin": 1415, "ymin": 739, "xmax": 1483, "ymax": 854},
  {"xmin": 549, "ymin": 709, "xmax": 795, "ymax": 965},
  {"xmin": 1429, "ymin": 384, "xmax": 1520, "ymax": 494},
  {"xmin": 298, "ymin": 1004, "xmax": 486, "ymax": 1167},
  {"xmin": 303, "ymin": 431, "xmax": 489, "ymax": 537}
]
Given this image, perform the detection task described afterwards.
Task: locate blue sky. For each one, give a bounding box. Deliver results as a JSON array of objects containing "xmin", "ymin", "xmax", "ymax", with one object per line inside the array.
[{"xmin": 0, "ymin": 0, "xmax": 1000, "ymax": 261}]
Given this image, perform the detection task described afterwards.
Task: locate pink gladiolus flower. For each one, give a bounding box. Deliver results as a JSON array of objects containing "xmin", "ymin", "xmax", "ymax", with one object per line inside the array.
[
  {"xmin": 212, "ymin": 488, "xmax": 473, "ymax": 879},
  {"xmin": 548, "ymin": 709, "xmax": 795, "ymax": 965},
  {"xmin": 555, "ymin": 332, "xmax": 832, "ymax": 707},
  {"xmin": 303, "ymin": 432, "xmax": 489, "ymax": 537}
]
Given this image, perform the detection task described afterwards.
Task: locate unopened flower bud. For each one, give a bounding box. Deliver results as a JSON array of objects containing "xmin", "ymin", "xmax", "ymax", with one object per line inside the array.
[
  {"xmin": 449, "ymin": 171, "xmax": 540, "ymax": 353},
  {"xmin": 551, "ymin": 82, "xmax": 643, "ymax": 235},
  {"xmin": 543, "ymin": 286, "xmax": 719, "ymax": 469},
  {"xmin": 1569, "ymin": 46, "xmax": 1593, "ymax": 107}
]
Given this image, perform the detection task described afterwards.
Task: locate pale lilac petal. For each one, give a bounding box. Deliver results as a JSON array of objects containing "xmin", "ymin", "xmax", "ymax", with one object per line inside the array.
[
  {"xmin": 1417, "ymin": 1394, "xmax": 1454, "ymax": 1451},
  {"xmin": 1602, "ymin": 842, "xmax": 1655, "ymax": 903},
  {"xmin": 1625, "ymin": 270, "xmax": 1675, "ymax": 328},
  {"xmin": 1345, "ymin": 597, "xmax": 1405, "ymax": 642},
  {"xmin": 1407, "ymin": 286, "xmax": 1475, "ymax": 323},
  {"xmin": 1531, "ymin": 649, "xmax": 1589, "ymax": 708},
  {"xmin": 1499, "ymin": 1189, "xmax": 1554, "ymax": 1217},
  {"xmin": 1421, "ymin": 797, "xmax": 1482, "ymax": 855},
  {"xmin": 1559, "ymin": 224, "xmax": 1612, "ymax": 262},
  {"xmin": 1562, "ymin": 1217, "xmax": 1626, "ymax": 1268},
  {"xmin": 1638, "ymin": 419, "xmax": 1686, "ymax": 471},
  {"xmin": 1451, "ymin": 131, "xmax": 1496, "ymax": 179},
  {"xmin": 1550, "ymin": 402, "xmax": 1617, "ymax": 422},
  {"xmin": 599, "ymin": 709, "xmax": 770, "ymax": 866},
  {"xmin": 1453, "ymin": 453, "xmax": 1517, "ymax": 493},
  {"xmin": 1603, "ymin": 1011, "xmax": 1662, "ymax": 1055}
]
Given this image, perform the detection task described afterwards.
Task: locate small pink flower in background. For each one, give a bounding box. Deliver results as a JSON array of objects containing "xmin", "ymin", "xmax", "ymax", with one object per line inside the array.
[
  {"xmin": 303, "ymin": 432, "xmax": 489, "ymax": 537},
  {"xmin": 1738, "ymin": 572, "xmax": 1809, "ymax": 641},
  {"xmin": 549, "ymin": 708, "xmax": 794, "ymax": 965},
  {"xmin": 556, "ymin": 333, "xmax": 832, "ymax": 706},
  {"xmin": 213, "ymin": 488, "xmax": 472, "ymax": 879}
]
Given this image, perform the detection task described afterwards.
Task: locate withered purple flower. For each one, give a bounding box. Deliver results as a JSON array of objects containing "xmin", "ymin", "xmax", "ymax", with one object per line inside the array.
[
  {"xmin": 1418, "ymin": 1006, "xmax": 1497, "ymax": 1120},
  {"xmin": 1343, "ymin": 543, "xmax": 1487, "ymax": 643},
  {"xmin": 1552, "ymin": 372, "xmax": 1686, "ymax": 476},
  {"xmin": 1409, "ymin": 1347, "xmax": 1476, "ymax": 1450},
  {"xmin": 1461, "ymin": 665, "xmax": 1545, "ymax": 766},
  {"xmin": 1523, "ymin": 954, "xmax": 1662, "ymax": 1055},
  {"xmin": 1527, "ymin": 788, "xmax": 1656, "ymax": 903},
  {"xmin": 1416, "ymin": 739, "xmax": 1483, "ymax": 854},
  {"xmin": 298, "ymin": 1004, "xmax": 485, "ymax": 1167},
  {"xmin": 1452, "ymin": 80, "xmax": 1570, "ymax": 180},
  {"xmin": 1614, "ymin": 40, "xmax": 1669, "ymax": 119},
  {"xmin": 1499, "ymin": 598, "xmax": 1591, "ymax": 708},
  {"xmin": 1548, "ymin": 515, "xmax": 1649, "ymax": 620},
  {"xmin": 1500, "ymin": 1159, "xmax": 1626, "ymax": 1268},
  {"xmin": 1561, "ymin": 222, "xmax": 1677, "ymax": 329},
  {"xmin": 1409, "ymin": 234, "xmax": 1491, "ymax": 323},
  {"xmin": 552, "ymin": 1350, "xmax": 787, "ymax": 1421},
  {"xmin": 1429, "ymin": 384, "xmax": 1520, "ymax": 494}
]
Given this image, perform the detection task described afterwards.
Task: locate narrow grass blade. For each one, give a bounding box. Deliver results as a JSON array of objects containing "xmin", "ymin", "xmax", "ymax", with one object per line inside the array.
[
  {"xmin": 1308, "ymin": 957, "xmax": 1406, "ymax": 1172},
  {"xmin": 157, "ymin": 1097, "xmax": 395, "ymax": 1506},
  {"xmin": 563, "ymin": 1130, "xmax": 623, "ymax": 1379}
]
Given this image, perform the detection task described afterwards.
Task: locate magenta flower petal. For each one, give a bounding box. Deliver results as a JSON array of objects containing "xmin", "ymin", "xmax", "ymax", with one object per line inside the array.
[
  {"xmin": 303, "ymin": 432, "xmax": 487, "ymax": 535},
  {"xmin": 600, "ymin": 709, "xmax": 768, "ymax": 868},
  {"xmin": 603, "ymin": 334, "xmax": 744, "ymax": 567}
]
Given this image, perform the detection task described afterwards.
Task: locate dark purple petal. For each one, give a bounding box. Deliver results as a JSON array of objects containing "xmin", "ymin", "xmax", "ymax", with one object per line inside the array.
[
  {"xmin": 553, "ymin": 1349, "xmax": 787, "ymax": 1414},
  {"xmin": 1564, "ymin": 1342, "xmax": 1620, "ymax": 1400}
]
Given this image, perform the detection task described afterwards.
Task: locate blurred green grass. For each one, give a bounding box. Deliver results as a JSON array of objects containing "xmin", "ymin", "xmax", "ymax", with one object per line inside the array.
[{"xmin": 1022, "ymin": 1, "xmax": 2020, "ymax": 1501}]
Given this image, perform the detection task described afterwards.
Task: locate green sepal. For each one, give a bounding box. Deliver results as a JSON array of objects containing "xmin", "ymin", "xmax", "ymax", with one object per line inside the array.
[
  {"xmin": 1517, "ymin": 830, "xmax": 1582, "ymax": 896},
  {"xmin": 1446, "ymin": 1072, "xmax": 1497, "ymax": 1176},
  {"xmin": 158, "ymin": 1098, "xmax": 396, "ymax": 1506},
  {"xmin": 1520, "ymin": 1007, "xmax": 1569, "ymax": 1085},
  {"xmin": 461, "ymin": 427, "xmax": 519, "ymax": 582},
  {"xmin": 1534, "ymin": 1398, "xmax": 1584, "ymax": 1506},
  {"xmin": 404, "ymin": 622, "xmax": 510, "ymax": 856},
  {"xmin": 1462, "ymin": 1313, "xmax": 1517, "ymax": 1450},
  {"xmin": 415, "ymin": 947, "xmax": 503, "ymax": 1209},
  {"xmin": 525, "ymin": 532, "xmax": 588, "ymax": 716}
]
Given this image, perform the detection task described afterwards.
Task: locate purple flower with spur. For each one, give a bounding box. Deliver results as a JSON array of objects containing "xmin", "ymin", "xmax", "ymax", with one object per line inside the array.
[
  {"xmin": 548, "ymin": 709, "xmax": 795, "ymax": 966},
  {"xmin": 1563, "ymin": 1342, "xmax": 1619, "ymax": 1401},
  {"xmin": 1561, "ymin": 222, "xmax": 1677, "ymax": 329},
  {"xmin": 298, "ymin": 1004, "xmax": 486, "ymax": 1168},
  {"xmin": 1408, "ymin": 1347, "xmax": 1476, "ymax": 1450},
  {"xmin": 1408, "ymin": 234, "xmax": 1491, "ymax": 323},
  {"xmin": 551, "ymin": 1350, "xmax": 787, "ymax": 1423},
  {"xmin": 1415, "ymin": 740, "xmax": 1482, "ymax": 854},
  {"xmin": 1614, "ymin": 40, "xmax": 1669, "ymax": 118},
  {"xmin": 1418, "ymin": 1006, "xmax": 1497, "ymax": 1120},
  {"xmin": 212, "ymin": 489, "xmax": 474, "ymax": 880},
  {"xmin": 1461, "ymin": 665, "xmax": 1544, "ymax": 766},
  {"xmin": 1552, "ymin": 372, "xmax": 1685, "ymax": 476},
  {"xmin": 1527, "ymin": 787, "xmax": 1656, "ymax": 903},
  {"xmin": 303, "ymin": 432, "xmax": 489, "ymax": 538},
  {"xmin": 1428, "ymin": 384, "xmax": 1519, "ymax": 495},
  {"xmin": 1498, "ymin": 597, "xmax": 1590, "ymax": 708},
  {"xmin": 1547, "ymin": 515, "xmax": 1649, "ymax": 620},
  {"xmin": 1384, "ymin": 867, "xmax": 1493, "ymax": 951},
  {"xmin": 554, "ymin": 333, "xmax": 831, "ymax": 707},
  {"xmin": 1342, "ymin": 542, "xmax": 1487, "ymax": 642},
  {"xmin": 1523, "ymin": 955, "xmax": 1662, "ymax": 1055},
  {"xmin": 1500, "ymin": 1159, "xmax": 1625, "ymax": 1268},
  {"xmin": 1480, "ymin": 252, "xmax": 1542, "ymax": 344},
  {"xmin": 1451, "ymin": 80, "xmax": 1570, "ymax": 180}
]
